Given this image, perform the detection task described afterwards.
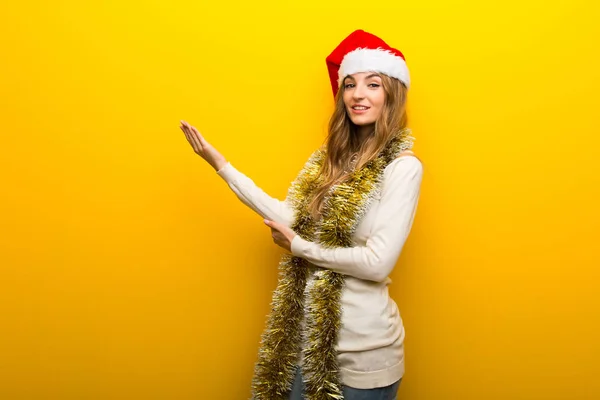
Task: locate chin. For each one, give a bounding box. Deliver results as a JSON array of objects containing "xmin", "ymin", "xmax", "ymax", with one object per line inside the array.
[{"xmin": 352, "ymin": 118, "xmax": 376, "ymax": 126}]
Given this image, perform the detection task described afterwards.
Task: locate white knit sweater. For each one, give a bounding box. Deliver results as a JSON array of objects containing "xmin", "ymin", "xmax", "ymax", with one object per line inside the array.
[{"xmin": 216, "ymin": 152, "xmax": 423, "ymax": 389}]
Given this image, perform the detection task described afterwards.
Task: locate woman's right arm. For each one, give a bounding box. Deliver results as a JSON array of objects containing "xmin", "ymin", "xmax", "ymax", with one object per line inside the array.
[
  {"xmin": 179, "ymin": 120, "xmax": 295, "ymax": 227},
  {"xmin": 216, "ymin": 162, "xmax": 295, "ymax": 227}
]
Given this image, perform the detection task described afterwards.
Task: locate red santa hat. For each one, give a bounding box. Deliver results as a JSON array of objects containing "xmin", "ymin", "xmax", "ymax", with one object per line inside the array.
[{"xmin": 326, "ymin": 29, "xmax": 410, "ymax": 98}]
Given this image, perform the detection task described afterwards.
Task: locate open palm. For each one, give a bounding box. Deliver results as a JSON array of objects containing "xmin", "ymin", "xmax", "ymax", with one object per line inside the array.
[{"xmin": 179, "ymin": 120, "xmax": 226, "ymax": 171}]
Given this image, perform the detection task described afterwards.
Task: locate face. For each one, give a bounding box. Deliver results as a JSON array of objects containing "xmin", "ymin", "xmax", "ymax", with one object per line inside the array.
[{"xmin": 342, "ymin": 72, "xmax": 385, "ymax": 128}]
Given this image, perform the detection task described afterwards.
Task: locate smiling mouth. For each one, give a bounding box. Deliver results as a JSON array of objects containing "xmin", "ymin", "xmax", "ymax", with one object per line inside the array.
[{"xmin": 352, "ymin": 106, "xmax": 370, "ymax": 110}]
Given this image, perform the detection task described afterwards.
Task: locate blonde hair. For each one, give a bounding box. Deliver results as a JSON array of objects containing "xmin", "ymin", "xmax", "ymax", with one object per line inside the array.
[{"xmin": 307, "ymin": 74, "xmax": 409, "ymax": 219}]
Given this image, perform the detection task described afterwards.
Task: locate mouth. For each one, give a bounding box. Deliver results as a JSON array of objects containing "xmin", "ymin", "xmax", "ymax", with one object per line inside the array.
[{"xmin": 351, "ymin": 105, "xmax": 370, "ymax": 114}]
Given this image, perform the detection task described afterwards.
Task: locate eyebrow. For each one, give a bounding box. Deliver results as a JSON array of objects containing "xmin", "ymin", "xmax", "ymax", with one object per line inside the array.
[{"xmin": 343, "ymin": 73, "xmax": 382, "ymax": 82}]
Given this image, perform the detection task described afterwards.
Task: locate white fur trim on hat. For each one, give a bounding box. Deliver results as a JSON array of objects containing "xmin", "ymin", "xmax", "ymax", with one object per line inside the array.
[{"xmin": 337, "ymin": 47, "xmax": 410, "ymax": 88}]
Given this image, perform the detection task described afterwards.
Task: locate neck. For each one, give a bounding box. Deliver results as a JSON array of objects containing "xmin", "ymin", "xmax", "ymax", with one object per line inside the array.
[{"xmin": 356, "ymin": 124, "xmax": 374, "ymax": 143}]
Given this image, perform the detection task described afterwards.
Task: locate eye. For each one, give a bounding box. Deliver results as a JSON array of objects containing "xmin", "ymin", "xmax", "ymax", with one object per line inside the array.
[
  {"xmin": 344, "ymin": 83, "xmax": 355, "ymax": 89},
  {"xmin": 368, "ymin": 83, "xmax": 380, "ymax": 88}
]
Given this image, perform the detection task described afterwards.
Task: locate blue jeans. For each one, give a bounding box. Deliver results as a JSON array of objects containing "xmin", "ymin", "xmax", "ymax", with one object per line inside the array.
[{"xmin": 288, "ymin": 367, "xmax": 401, "ymax": 400}]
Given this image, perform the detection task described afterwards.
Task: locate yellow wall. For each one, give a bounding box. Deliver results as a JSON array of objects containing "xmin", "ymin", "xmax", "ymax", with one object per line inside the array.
[{"xmin": 1, "ymin": 1, "xmax": 598, "ymax": 399}]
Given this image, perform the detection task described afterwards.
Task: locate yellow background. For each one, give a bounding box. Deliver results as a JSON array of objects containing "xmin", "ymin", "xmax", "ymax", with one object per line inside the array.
[{"xmin": 1, "ymin": 1, "xmax": 599, "ymax": 399}]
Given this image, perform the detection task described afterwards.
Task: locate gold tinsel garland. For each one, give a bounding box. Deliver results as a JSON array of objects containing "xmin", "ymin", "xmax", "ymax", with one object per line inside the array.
[{"xmin": 251, "ymin": 129, "xmax": 414, "ymax": 400}]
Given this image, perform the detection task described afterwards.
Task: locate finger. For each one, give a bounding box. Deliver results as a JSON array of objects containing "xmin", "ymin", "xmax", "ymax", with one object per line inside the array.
[
  {"xmin": 180, "ymin": 126, "xmax": 193, "ymax": 146},
  {"xmin": 187, "ymin": 125, "xmax": 202, "ymax": 151},
  {"xmin": 180, "ymin": 126, "xmax": 192, "ymax": 143},
  {"xmin": 181, "ymin": 127, "xmax": 200, "ymax": 153},
  {"xmin": 265, "ymin": 220, "xmax": 279, "ymax": 232},
  {"xmin": 182, "ymin": 125, "xmax": 200, "ymax": 152},
  {"xmin": 190, "ymin": 126, "xmax": 205, "ymax": 145},
  {"xmin": 181, "ymin": 121, "xmax": 193, "ymax": 135},
  {"xmin": 191, "ymin": 126, "xmax": 207, "ymax": 146},
  {"xmin": 268, "ymin": 220, "xmax": 282, "ymax": 232}
]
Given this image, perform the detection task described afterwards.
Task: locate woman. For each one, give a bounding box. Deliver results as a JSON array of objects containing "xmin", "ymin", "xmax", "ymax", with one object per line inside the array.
[{"xmin": 179, "ymin": 29, "xmax": 423, "ymax": 400}]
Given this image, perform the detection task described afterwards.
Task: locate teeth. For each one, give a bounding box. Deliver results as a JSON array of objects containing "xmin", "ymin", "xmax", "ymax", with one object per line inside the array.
[{"xmin": 353, "ymin": 106, "xmax": 368, "ymax": 110}]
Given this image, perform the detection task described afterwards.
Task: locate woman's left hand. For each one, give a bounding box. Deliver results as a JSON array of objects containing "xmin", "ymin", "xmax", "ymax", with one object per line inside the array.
[{"xmin": 264, "ymin": 219, "xmax": 297, "ymax": 252}]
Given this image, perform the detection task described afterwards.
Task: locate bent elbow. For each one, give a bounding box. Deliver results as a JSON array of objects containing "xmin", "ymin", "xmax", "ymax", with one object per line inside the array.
[
  {"xmin": 365, "ymin": 251, "xmax": 396, "ymax": 282},
  {"xmin": 369, "ymin": 265, "xmax": 395, "ymax": 282}
]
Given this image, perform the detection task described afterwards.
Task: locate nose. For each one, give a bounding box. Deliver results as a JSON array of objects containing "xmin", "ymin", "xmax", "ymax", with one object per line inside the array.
[{"xmin": 352, "ymin": 83, "xmax": 366, "ymax": 100}]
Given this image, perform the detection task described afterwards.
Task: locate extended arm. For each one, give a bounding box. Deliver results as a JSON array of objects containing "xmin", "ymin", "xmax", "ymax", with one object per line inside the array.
[
  {"xmin": 290, "ymin": 156, "xmax": 423, "ymax": 282},
  {"xmin": 178, "ymin": 120, "xmax": 295, "ymax": 226},
  {"xmin": 216, "ymin": 162, "xmax": 295, "ymax": 227}
]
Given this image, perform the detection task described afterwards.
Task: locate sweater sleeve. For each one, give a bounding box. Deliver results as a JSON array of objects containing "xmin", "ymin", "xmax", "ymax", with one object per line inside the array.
[
  {"xmin": 216, "ymin": 162, "xmax": 295, "ymax": 227},
  {"xmin": 290, "ymin": 156, "xmax": 423, "ymax": 282}
]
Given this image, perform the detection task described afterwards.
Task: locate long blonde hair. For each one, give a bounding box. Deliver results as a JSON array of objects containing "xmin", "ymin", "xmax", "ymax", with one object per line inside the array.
[{"xmin": 307, "ymin": 74, "xmax": 409, "ymax": 219}]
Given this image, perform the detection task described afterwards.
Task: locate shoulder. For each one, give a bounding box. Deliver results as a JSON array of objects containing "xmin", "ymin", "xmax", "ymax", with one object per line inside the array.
[
  {"xmin": 382, "ymin": 151, "xmax": 423, "ymax": 183},
  {"xmin": 396, "ymin": 150, "xmax": 420, "ymax": 161},
  {"xmin": 388, "ymin": 150, "xmax": 423, "ymax": 171}
]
